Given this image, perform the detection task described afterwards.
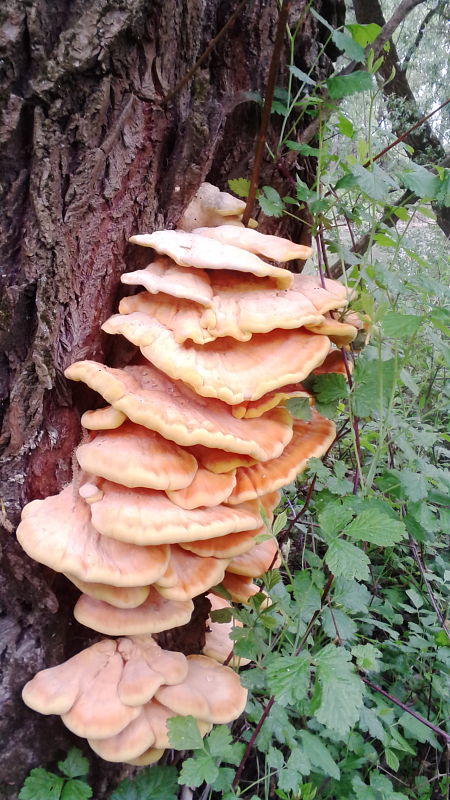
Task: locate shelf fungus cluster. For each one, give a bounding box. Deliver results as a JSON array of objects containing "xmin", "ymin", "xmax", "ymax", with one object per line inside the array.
[{"xmin": 17, "ymin": 183, "xmax": 358, "ymax": 765}]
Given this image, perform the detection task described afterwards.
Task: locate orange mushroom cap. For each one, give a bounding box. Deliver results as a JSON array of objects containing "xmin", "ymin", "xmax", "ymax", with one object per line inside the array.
[
  {"xmin": 122, "ymin": 256, "xmax": 213, "ymax": 307},
  {"xmin": 81, "ymin": 406, "xmax": 127, "ymax": 430},
  {"xmin": 155, "ymin": 654, "xmax": 247, "ymax": 724},
  {"xmin": 102, "ymin": 312, "xmax": 330, "ymax": 405},
  {"xmin": 76, "ymin": 421, "xmax": 198, "ymax": 491},
  {"xmin": 166, "ymin": 466, "xmax": 236, "ymax": 509},
  {"xmin": 89, "ymin": 480, "xmax": 261, "ymax": 545},
  {"xmin": 17, "ymin": 486, "xmax": 170, "ymax": 587},
  {"xmin": 22, "ymin": 640, "xmax": 141, "ymax": 739},
  {"xmin": 194, "ymin": 225, "xmax": 313, "ymax": 262},
  {"xmin": 64, "ymin": 361, "xmax": 294, "ymax": 460},
  {"xmin": 179, "ymin": 527, "xmax": 260, "ymax": 559},
  {"xmin": 129, "ymin": 230, "xmax": 293, "ymax": 289},
  {"xmin": 64, "ymin": 574, "xmax": 150, "ymax": 609},
  {"xmin": 227, "ymin": 537, "xmax": 281, "ymax": 577},
  {"xmin": 74, "ymin": 587, "xmax": 194, "ymax": 636},
  {"xmin": 154, "ymin": 545, "xmax": 229, "ymax": 601},
  {"xmin": 116, "ymin": 636, "xmax": 188, "ymax": 706}
]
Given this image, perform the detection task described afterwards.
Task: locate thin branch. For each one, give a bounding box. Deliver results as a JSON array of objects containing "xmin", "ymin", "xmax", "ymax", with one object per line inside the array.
[
  {"xmin": 371, "ymin": 0, "xmax": 428, "ymax": 60},
  {"xmin": 242, "ymin": 0, "xmax": 291, "ymax": 225},
  {"xmin": 162, "ymin": 0, "xmax": 250, "ymax": 105},
  {"xmin": 401, "ymin": 2, "xmax": 444, "ymax": 71},
  {"xmin": 408, "ymin": 535, "xmax": 450, "ymax": 636},
  {"xmin": 362, "ymin": 677, "xmax": 450, "ymax": 744}
]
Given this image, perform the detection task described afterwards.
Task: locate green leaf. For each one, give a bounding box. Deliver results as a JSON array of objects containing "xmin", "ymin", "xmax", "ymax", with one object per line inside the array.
[
  {"xmin": 344, "ymin": 509, "xmax": 406, "ymax": 546},
  {"xmin": 285, "ymin": 141, "xmax": 320, "ymax": 156},
  {"xmin": 383, "ymin": 311, "xmax": 422, "ymax": 338},
  {"xmin": 351, "ymin": 643, "xmax": 382, "ymax": 672},
  {"xmin": 332, "ymin": 30, "xmax": 365, "ymax": 61},
  {"xmin": 178, "ymin": 751, "xmax": 219, "ymax": 788},
  {"xmin": 278, "ymin": 748, "xmax": 312, "ymax": 792},
  {"xmin": 333, "ymin": 578, "xmax": 370, "ymax": 612},
  {"xmin": 337, "ymin": 114, "xmax": 354, "ymax": 137},
  {"xmin": 350, "ymin": 163, "xmax": 396, "ymax": 202},
  {"xmin": 273, "ymin": 510, "xmax": 287, "ymax": 536},
  {"xmin": 385, "ymin": 748, "xmax": 400, "ymax": 772},
  {"xmin": 322, "ymin": 607, "xmax": 357, "ymax": 641},
  {"xmin": 325, "ymin": 538, "xmax": 370, "ymax": 581},
  {"xmin": 319, "ymin": 501, "xmax": 354, "ymax": 538},
  {"xmin": 398, "ymin": 470, "xmax": 428, "ymax": 502},
  {"xmin": 210, "ymin": 767, "xmax": 236, "ymax": 792},
  {"xmin": 398, "ymin": 713, "xmax": 440, "ymax": 748},
  {"xmin": 304, "ymin": 372, "xmax": 347, "ymax": 418},
  {"xmin": 352, "ymin": 357, "xmax": 396, "ymax": 418},
  {"xmin": 111, "ymin": 766, "xmax": 178, "ymax": 800},
  {"xmin": 266, "ymin": 653, "xmax": 311, "ymax": 706},
  {"xmin": 286, "ymin": 396, "xmax": 312, "ymax": 420},
  {"xmin": 167, "ymin": 715, "xmax": 204, "ymax": 750},
  {"xmin": 259, "ymin": 186, "xmax": 284, "ymax": 217},
  {"xmin": 430, "ymin": 307, "xmax": 450, "ymax": 335},
  {"xmin": 299, "ymin": 731, "xmax": 340, "ymax": 780},
  {"xmin": 227, "ymin": 178, "xmax": 250, "ymax": 198},
  {"xmin": 57, "ymin": 749, "xmax": 89, "ymax": 779},
  {"xmin": 288, "ymin": 65, "xmax": 315, "ymax": 86},
  {"xmin": 399, "ymin": 162, "xmax": 440, "ymax": 199},
  {"xmin": 313, "ymin": 645, "xmax": 364, "ymax": 736},
  {"xmin": 326, "ymin": 71, "xmax": 373, "ymax": 99},
  {"xmin": 61, "ymin": 780, "xmax": 93, "ymax": 800},
  {"xmin": 291, "ymin": 572, "xmax": 321, "ymax": 620},
  {"xmin": 205, "ymin": 726, "xmax": 244, "ymax": 765},
  {"xmin": 18, "ymin": 769, "xmax": 64, "ymax": 800},
  {"xmin": 346, "ymin": 22, "xmax": 381, "ymax": 47}
]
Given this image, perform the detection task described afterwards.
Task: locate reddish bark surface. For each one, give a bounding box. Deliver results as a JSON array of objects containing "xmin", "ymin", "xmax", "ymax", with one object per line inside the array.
[{"xmin": 0, "ymin": 1, "xmax": 344, "ymax": 795}]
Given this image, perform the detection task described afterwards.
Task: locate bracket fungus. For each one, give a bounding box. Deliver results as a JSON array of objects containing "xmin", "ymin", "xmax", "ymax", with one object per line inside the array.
[{"xmin": 16, "ymin": 182, "xmax": 356, "ymax": 765}]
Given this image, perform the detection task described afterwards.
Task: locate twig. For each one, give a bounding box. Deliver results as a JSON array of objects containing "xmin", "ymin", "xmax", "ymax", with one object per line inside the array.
[
  {"xmin": 162, "ymin": 0, "xmax": 250, "ymax": 105},
  {"xmin": 231, "ymin": 573, "xmax": 334, "ymax": 788},
  {"xmin": 371, "ymin": 0, "xmax": 428, "ymax": 60},
  {"xmin": 408, "ymin": 535, "xmax": 450, "ymax": 637},
  {"xmin": 362, "ymin": 677, "xmax": 450, "ymax": 744},
  {"xmin": 242, "ymin": 0, "xmax": 291, "ymax": 225}
]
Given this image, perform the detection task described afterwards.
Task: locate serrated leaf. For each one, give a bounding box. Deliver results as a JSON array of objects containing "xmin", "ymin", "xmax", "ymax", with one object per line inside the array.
[
  {"xmin": 259, "ymin": 186, "xmax": 284, "ymax": 217},
  {"xmin": 111, "ymin": 766, "xmax": 178, "ymax": 800},
  {"xmin": 352, "ymin": 357, "xmax": 396, "ymax": 418},
  {"xmin": 344, "ymin": 509, "xmax": 406, "ymax": 546},
  {"xmin": 61, "ymin": 780, "xmax": 93, "ymax": 800},
  {"xmin": 383, "ymin": 311, "xmax": 422, "ymax": 338},
  {"xmin": 167, "ymin": 715, "xmax": 204, "ymax": 750},
  {"xmin": 398, "ymin": 713, "xmax": 439, "ymax": 748},
  {"xmin": 304, "ymin": 372, "xmax": 347, "ymax": 419},
  {"xmin": 227, "ymin": 178, "xmax": 250, "ymax": 198},
  {"xmin": 351, "ymin": 644, "xmax": 382, "ymax": 672},
  {"xmin": 398, "ymin": 471, "xmax": 428, "ymax": 502},
  {"xmin": 18, "ymin": 769, "xmax": 64, "ymax": 800},
  {"xmin": 299, "ymin": 731, "xmax": 340, "ymax": 779},
  {"xmin": 286, "ymin": 396, "xmax": 312, "ymax": 420},
  {"xmin": 322, "ymin": 607, "xmax": 357, "ymax": 641},
  {"xmin": 385, "ymin": 748, "xmax": 400, "ymax": 771},
  {"xmin": 313, "ymin": 645, "xmax": 364, "ymax": 736},
  {"xmin": 399, "ymin": 162, "xmax": 440, "ymax": 199},
  {"xmin": 326, "ymin": 71, "xmax": 373, "ymax": 99},
  {"xmin": 210, "ymin": 767, "xmax": 237, "ymax": 792},
  {"xmin": 350, "ymin": 163, "xmax": 394, "ymax": 202},
  {"xmin": 266, "ymin": 653, "xmax": 311, "ymax": 706},
  {"xmin": 178, "ymin": 752, "xmax": 218, "ymax": 788},
  {"xmin": 325, "ymin": 538, "xmax": 370, "ymax": 581},
  {"xmin": 319, "ymin": 501, "xmax": 354, "ymax": 538},
  {"xmin": 332, "ymin": 30, "xmax": 365, "ymax": 61},
  {"xmin": 58, "ymin": 749, "xmax": 89, "ymax": 779},
  {"xmin": 278, "ymin": 748, "xmax": 311, "ymax": 792},
  {"xmin": 333, "ymin": 578, "xmax": 370, "ymax": 612},
  {"xmin": 291, "ymin": 572, "xmax": 321, "ymax": 620},
  {"xmin": 288, "ymin": 65, "xmax": 315, "ymax": 85},
  {"xmin": 359, "ymin": 706, "xmax": 385, "ymax": 741},
  {"xmin": 205, "ymin": 725, "xmax": 244, "ymax": 765}
]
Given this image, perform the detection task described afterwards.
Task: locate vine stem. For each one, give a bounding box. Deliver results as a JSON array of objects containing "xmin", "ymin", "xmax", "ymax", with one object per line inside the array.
[
  {"xmin": 362, "ymin": 677, "xmax": 450, "ymax": 744},
  {"xmin": 242, "ymin": 0, "xmax": 291, "ymax": 225},
  {"xmin": 231, "ymin": 574, "xmax": 334, "ymax": 788}
]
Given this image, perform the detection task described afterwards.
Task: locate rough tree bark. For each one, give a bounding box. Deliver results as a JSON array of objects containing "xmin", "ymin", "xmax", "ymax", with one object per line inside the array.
[{"xmin": 0, "ymin": 1, "xmax": 344, "ymax": 796}]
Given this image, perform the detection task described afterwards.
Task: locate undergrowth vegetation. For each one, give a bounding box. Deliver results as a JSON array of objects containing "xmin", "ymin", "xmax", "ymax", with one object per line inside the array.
[{"xmin": 18, "ymin": 4, "xmax": 449, "ymax": 800}]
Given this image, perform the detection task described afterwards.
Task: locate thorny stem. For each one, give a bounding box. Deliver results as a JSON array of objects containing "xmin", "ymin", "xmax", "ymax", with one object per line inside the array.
[
  {"xmin": 162, "ymin": 0, "xmax": 251, "ymax": 104},
  {"xmin": 242, "ymin": 0, "xmax": 291, "ymax": 225},
  {"xmin": 362, "ymin": 677, "xmax": 450, "ymax": 744},
  {"xmin": 231, "ymin": 574, "xmax": 334, "ymax": 788}
]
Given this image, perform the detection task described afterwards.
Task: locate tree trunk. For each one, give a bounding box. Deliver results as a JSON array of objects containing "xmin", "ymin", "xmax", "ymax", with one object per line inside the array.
[{"xmin": 0, "ymin": 0, "xmax": 344, "ymax": 795}]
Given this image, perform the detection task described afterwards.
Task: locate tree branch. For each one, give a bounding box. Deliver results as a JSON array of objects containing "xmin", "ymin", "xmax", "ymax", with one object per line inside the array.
[
  {"xmin": 371, "ymin": 0, "xmax": 428, "ymax": 59},
  {"xmin": 401, "ymin": 2, "xmax": 444, "ymax": 71}
]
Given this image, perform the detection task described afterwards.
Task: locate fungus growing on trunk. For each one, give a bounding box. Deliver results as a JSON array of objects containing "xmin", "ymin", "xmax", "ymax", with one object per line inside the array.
[{"xmin": 16, "ymin": 183, "xmax": 355, "ymax": 765}]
